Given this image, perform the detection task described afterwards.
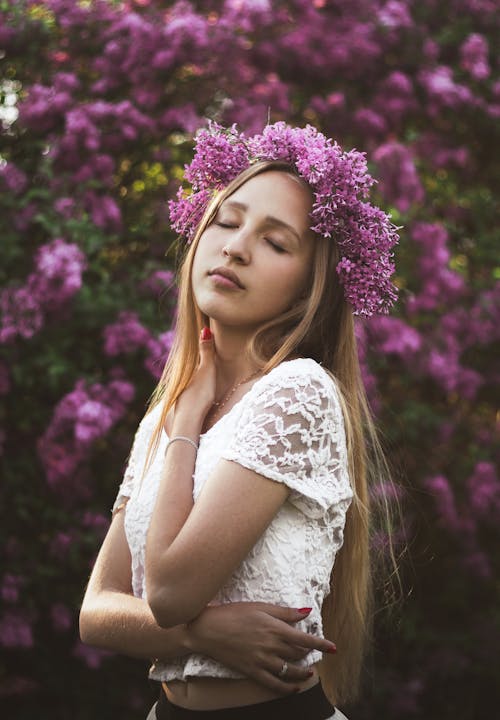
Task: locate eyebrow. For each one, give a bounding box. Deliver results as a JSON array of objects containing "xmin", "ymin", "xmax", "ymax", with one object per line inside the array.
[{"xmin": 223, "ymin": 200, "xmax": 302, "ymax": 246}]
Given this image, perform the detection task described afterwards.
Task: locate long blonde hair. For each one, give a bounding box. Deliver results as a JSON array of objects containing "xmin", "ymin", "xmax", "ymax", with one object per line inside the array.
[{"xmin": 144, "ymin": 161, "xmax": 400, "ymax": 705}]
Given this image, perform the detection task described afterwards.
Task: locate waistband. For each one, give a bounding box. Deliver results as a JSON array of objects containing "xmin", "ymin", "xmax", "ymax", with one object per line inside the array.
[{"xmin": 154, "ymin": 681, "xmax": 335, "ymax": 719}]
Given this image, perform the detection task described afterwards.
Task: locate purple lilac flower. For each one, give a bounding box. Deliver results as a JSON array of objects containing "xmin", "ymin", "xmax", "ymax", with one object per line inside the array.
[
  {"xmin": 0, "ymin": 162, "xmax": 28, "ymax": 195},
  {"xmin": 460, "ymin": 33, "xmax": 490, "ymax": 80},
  {"xmin": 103, "ymin": 311, "xmax": 151, "ymax": 356},
  {"xmin": 0, "ymin": 286, "xmax": 44, "ymax": 344},
  {"xmin": 1, "ymin": 574, "xmax": 23, "ymax": 603},
  {"xmin": 74, "ymin": 400, "xmax": 114, "ymax": 445},
  {"xmin": 51, "ymin": 603, "xmax": 72, "ymax": 632},
  {"xmin": 38, "ymin": 377, "xmax": 134, "ymax": 490},
  {"xmin": 0, "ymin": 611, "xmax": 34, "ymax": 648},
  {"xmin": 377, "ymin": 1, "xmax": 413, "ymax": 30},
  {"xmin": 408, "ymin": 223, "xmax": 465, "ymax": 312},
  {"xmin": 424, "ymin": 475, "xmax": 461, "ymax": 532},
  {"xmin": 419, "ymin": 66, "xmax": 474, "ymax": 113},
  {"xmin": 73, "ymin": 640, "xmax": 112, "ymax": 669},
  {"xmin": 144, "ymin": 330, "xmax": 175, "ymax": 379},
  {"xmin": 140, "ymin": 270, "xmax": 175, "ymax": 295},
  {"xmin": 32, "ymin": 238, "xmax": 87, "ymax": 310},
  {"xmin": 463, "ymin": 549, "xmax": 492, "ymax": 579},
  {"xmin": 170, "ymin": 122, "xmax": 399, "ymax": 317},
  {"xmin": 466, "ymin": 462, "xmax": 500, "ymax": 519},
  {"xmin": 13, "ymin": 203, "xmax": 38, "ymax": 233},
  {"xmin": 369, "ymin": 316, "xmax": 422, "ymax": 361},
  {"xmin": 49, "ymin": 532, "xmax": 73, "ymax": 560},
  {"xmin": 373, "ymin": 141, "xmax": 424, "ymax": 212},
  {"xmin": 353, "ymin": 108, "xmax": 387, "ymax": 137},
  {"xmin": 54, "ymin": 197, "xmax": 76, "ymax": 218}
]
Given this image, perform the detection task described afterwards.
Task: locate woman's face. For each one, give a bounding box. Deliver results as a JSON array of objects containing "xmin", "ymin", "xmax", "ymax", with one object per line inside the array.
[{"xmin": 191, "ymin": 170, "xmax": 314, "ymax": 332}]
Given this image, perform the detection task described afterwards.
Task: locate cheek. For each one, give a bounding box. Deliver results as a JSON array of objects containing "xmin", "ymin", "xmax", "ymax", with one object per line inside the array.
[{"xmin": 260, "ymin": 263, "xmax": 309, "ymax": 308}]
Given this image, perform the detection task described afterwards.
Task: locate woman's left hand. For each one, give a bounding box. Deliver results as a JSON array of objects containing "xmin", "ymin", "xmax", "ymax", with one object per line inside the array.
[{"xmin": 184, "ymin": 602, "xmax": 334, "ymax": 694}]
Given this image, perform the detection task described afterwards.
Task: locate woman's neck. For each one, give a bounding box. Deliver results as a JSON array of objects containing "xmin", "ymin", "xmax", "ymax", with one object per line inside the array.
[{"xmin": 209, "ymin": 323, "xmax": 259, "ymax": 391}]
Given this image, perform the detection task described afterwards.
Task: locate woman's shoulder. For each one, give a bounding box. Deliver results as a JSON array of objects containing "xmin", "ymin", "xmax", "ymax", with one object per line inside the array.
[
  {"xmin": 259, "ymin": 357, "xmax": 339, "ymax": 394},
  {"xmin": 243, "ymin": 357, "xmax": 341, "ymax": 412}
]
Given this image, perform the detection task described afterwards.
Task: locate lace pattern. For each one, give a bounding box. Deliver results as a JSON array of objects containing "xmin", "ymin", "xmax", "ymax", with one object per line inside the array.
[{"xmin": 115, "ymin": 358, "xmax": 353, "ymax": 681}]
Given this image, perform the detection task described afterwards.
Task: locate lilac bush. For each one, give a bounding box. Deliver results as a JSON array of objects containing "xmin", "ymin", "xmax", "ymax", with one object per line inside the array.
[{"xmin": 0, "ymin": 1, "xmax": 498, "ymax": 717}]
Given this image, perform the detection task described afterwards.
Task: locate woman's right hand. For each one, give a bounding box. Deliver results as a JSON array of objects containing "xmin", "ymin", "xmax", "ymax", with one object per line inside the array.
[{"xmin": 184, "ymin": 602, "xmax": 337, "ymax": 694}]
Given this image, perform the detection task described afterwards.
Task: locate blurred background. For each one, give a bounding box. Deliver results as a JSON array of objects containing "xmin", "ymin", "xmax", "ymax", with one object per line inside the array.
[{"xmin": 0, "ymin": 1, "xmax": 498, "ymax": 718}]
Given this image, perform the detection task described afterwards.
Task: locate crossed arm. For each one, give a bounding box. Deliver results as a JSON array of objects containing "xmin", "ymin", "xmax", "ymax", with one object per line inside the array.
[{"xmin": 79, "ymin": 503, "xmax": 335, "ymax": 693}]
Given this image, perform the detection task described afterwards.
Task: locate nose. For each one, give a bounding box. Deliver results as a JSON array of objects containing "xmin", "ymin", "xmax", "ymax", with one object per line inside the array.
[{"xmin": 221, "ymin": 227, "xmax": 251, "ymax": 263}]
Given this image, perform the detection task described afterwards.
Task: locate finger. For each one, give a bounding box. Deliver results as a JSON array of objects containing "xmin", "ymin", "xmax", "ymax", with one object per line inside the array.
[
  {"xmin": 252, "ymin": 669, "xmax": 301, "ymax": 696},
  {"xmin": 270, "ymin": 661, "xmax": 314, "ymax": 684},
  {"xmin": 285, "ymin": 629, "xmax": 337, "ymax": 654},
  {"xmin": 253, "ymin": 603, "xmax": 313, "ymax": 624},
  {"xmin": 199, "ymin": 326, "xmax": 215, "ymax": 367},
  {"xmin": 279, "ymin": 645, "xmax": 310, "ymax": 662},
  {"xmin": 199, "ymin": 326, "xmax": 214, "ymax": 347}
]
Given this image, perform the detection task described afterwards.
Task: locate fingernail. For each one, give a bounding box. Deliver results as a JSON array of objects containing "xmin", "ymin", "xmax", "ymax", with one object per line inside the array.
[
  {"xmin": 200, "ymin": 327, "xmax": 212, "ymax": 341},
  {"xmin": 325, "ymin": 644, "xmax": 337, "ymax": 654},
  {"xmin": 298, "ymin": 607, "xmax": 312, "ymax": 615},
  {"xmin": 307, "ymin": 669, "xmax": 314, "ymax": 677}
]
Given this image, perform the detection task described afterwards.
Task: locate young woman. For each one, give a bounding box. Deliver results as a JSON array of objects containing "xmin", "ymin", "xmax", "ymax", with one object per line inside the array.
[{"xmin": 80, "ymin": 123, "xmax": 400, "ymax": 719}]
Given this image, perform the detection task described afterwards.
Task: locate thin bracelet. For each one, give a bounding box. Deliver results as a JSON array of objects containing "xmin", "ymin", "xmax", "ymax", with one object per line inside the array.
[{"xmin": 164, "ymin": 435, "xmax": 199, "ymax": 455}]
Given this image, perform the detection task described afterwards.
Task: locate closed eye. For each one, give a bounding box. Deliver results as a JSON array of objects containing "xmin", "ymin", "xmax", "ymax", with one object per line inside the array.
[
  {"xmin": 214, "ymin": 220, "xmax": 238, "ymax": 229},
  {"xmin": 267, "ymin": 239, "xmax": 287, "ymax": 253}
]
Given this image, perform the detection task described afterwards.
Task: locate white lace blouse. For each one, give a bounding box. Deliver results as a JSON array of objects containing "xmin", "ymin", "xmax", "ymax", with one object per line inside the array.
[{"xmin": 112, "ymin": 357, "xmax": 353, "ymax": 682}]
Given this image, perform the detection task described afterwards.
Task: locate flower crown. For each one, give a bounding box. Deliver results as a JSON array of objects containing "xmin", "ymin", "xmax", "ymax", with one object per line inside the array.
[{"xmin": 169, "ymin": 121, "xmax": 399, "ymax": 317}]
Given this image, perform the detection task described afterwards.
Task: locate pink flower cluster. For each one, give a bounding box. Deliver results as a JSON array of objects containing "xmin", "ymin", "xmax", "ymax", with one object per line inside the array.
[
  {"xmin": 0, "ymin": 238, "xmax": 87, "ymax": 343},
  {"xmin": 37, "ymin": 376, "xmax": 135, "ymax": 497},
  {"xmin": 102, "ymin": 311, "xmax": 175, "ymax": 379},
  {"xmin": 169, "ymin": 122, "xmax": 399, "ymax": 317},
  {"xmin": 425, "ymin": 461, "xmax": 499, "ymax": 579}
]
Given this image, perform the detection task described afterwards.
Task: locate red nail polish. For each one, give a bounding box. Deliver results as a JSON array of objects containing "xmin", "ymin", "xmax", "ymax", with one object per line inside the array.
[
  {"xmin": 200, "ymin": 327, "xmax": 212, "ymax": 341},
  {"xmin": 298, "ymin": 607, "xmax": 312, "ymax": 615},
  {"xmin": 325, "ymin": 644, "xmax": 337, "ymax": 654}
]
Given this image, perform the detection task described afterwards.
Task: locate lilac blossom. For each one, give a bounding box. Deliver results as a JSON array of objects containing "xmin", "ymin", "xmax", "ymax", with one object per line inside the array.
[
  {"xmin": 103, "ymin": 311, "xmax": 151, "ymax": 356},
  {"xmin": 373, "ymin": 141, "xmax": 424, "ymax": 212},
  {"xmin": 73, "ymin": 640, "xmax": 112, "ymax": 669},
  {"xmin": 140, "ymin": 270, "xmax": 176, "ymax": 297},
  {"xmin": 32, "ymin": 238, "xmax": 87, "ymax": 310},
  {"xmin": 419, "ymin": 66, "xmax": 475, "ymax": 114},
  {"xmin": 50, "ymin": 603, "xmax": 72, "ymax": 632},
  {"xmin": 466, "ymin": 462, "xmax": 500, "ymax": 520},
  {"xmin": 377, "ymin": 1, "xmax": 414, "ymax": 30},
  {"xmin": 408, "ymin": 223, "xmax": 465, "ymax": 313},
  {"xmin": 0, "ymin": 161, "xmax": 28, "ymax": 195},
  {"xmin": 38, "ymin": 377, "xmax": 135, "ymax": 491},
  {"xmin": 144, "ymin": 330, "xmax": 175, "ymax": 379},
  {"xmin": 369, "ymin": 316, "xmax": 422, "ymax": 361},
  {"xmin": 0, "ymin": 286, "xmax": 44, "ymax": 343},
  {"xmin": 460, "ymin": 33, "xmax": 490, "ymax": 80},
  {"xmin": 170, "ymin": 122, "xmax": 399, "ymax": 317},
  {"xmin": 1, "ymin": 574, "xmax": 23, "ymax": 603},
  {"xmin": 424, "ymin": 475, "xmax": 461, "ymax": 531},
  {"xmin": 0, "ymin": 611, "xmax": 34, "ymax": 648}
]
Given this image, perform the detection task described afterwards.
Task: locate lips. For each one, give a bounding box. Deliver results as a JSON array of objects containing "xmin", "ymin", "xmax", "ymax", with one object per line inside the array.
[{"xmin": 208, "ymin": 266, "xmax": 244, "ymax": 289}]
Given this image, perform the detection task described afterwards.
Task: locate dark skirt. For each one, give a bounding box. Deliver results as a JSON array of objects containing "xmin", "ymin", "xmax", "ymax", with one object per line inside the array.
[{"xmin": 147, "ymin": 682, "xmax": 337, "ymax": 720}]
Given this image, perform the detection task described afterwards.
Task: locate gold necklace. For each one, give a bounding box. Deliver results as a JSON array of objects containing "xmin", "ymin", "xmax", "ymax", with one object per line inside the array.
[{"xmin": 209, "ymin": 370, "xmax": 261, "ymax": 422}]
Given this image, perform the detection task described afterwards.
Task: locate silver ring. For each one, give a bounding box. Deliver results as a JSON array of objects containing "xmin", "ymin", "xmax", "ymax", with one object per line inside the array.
[{"xmin": 278, "ymin": 661, "xmax": 288, "ymax": 678}]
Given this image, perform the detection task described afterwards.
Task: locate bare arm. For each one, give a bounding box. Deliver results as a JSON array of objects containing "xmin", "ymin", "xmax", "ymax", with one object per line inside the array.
[
  {"xmin": 79, "ymin": 503, "xmax": 335, "ymax": 693},
  {"xmin": 79, "ymin": 506, "xmax": 190, "ymax": 661}
]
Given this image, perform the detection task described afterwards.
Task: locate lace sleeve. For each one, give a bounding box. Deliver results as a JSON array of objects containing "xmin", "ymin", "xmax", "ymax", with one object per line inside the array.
[
  {"xmin": 111, "ymin": 417, "xmax": 145, "ymax": 514},
  {"xmin": 221, "ymin": 366, "xmax": 352, "ymax": 518}
]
